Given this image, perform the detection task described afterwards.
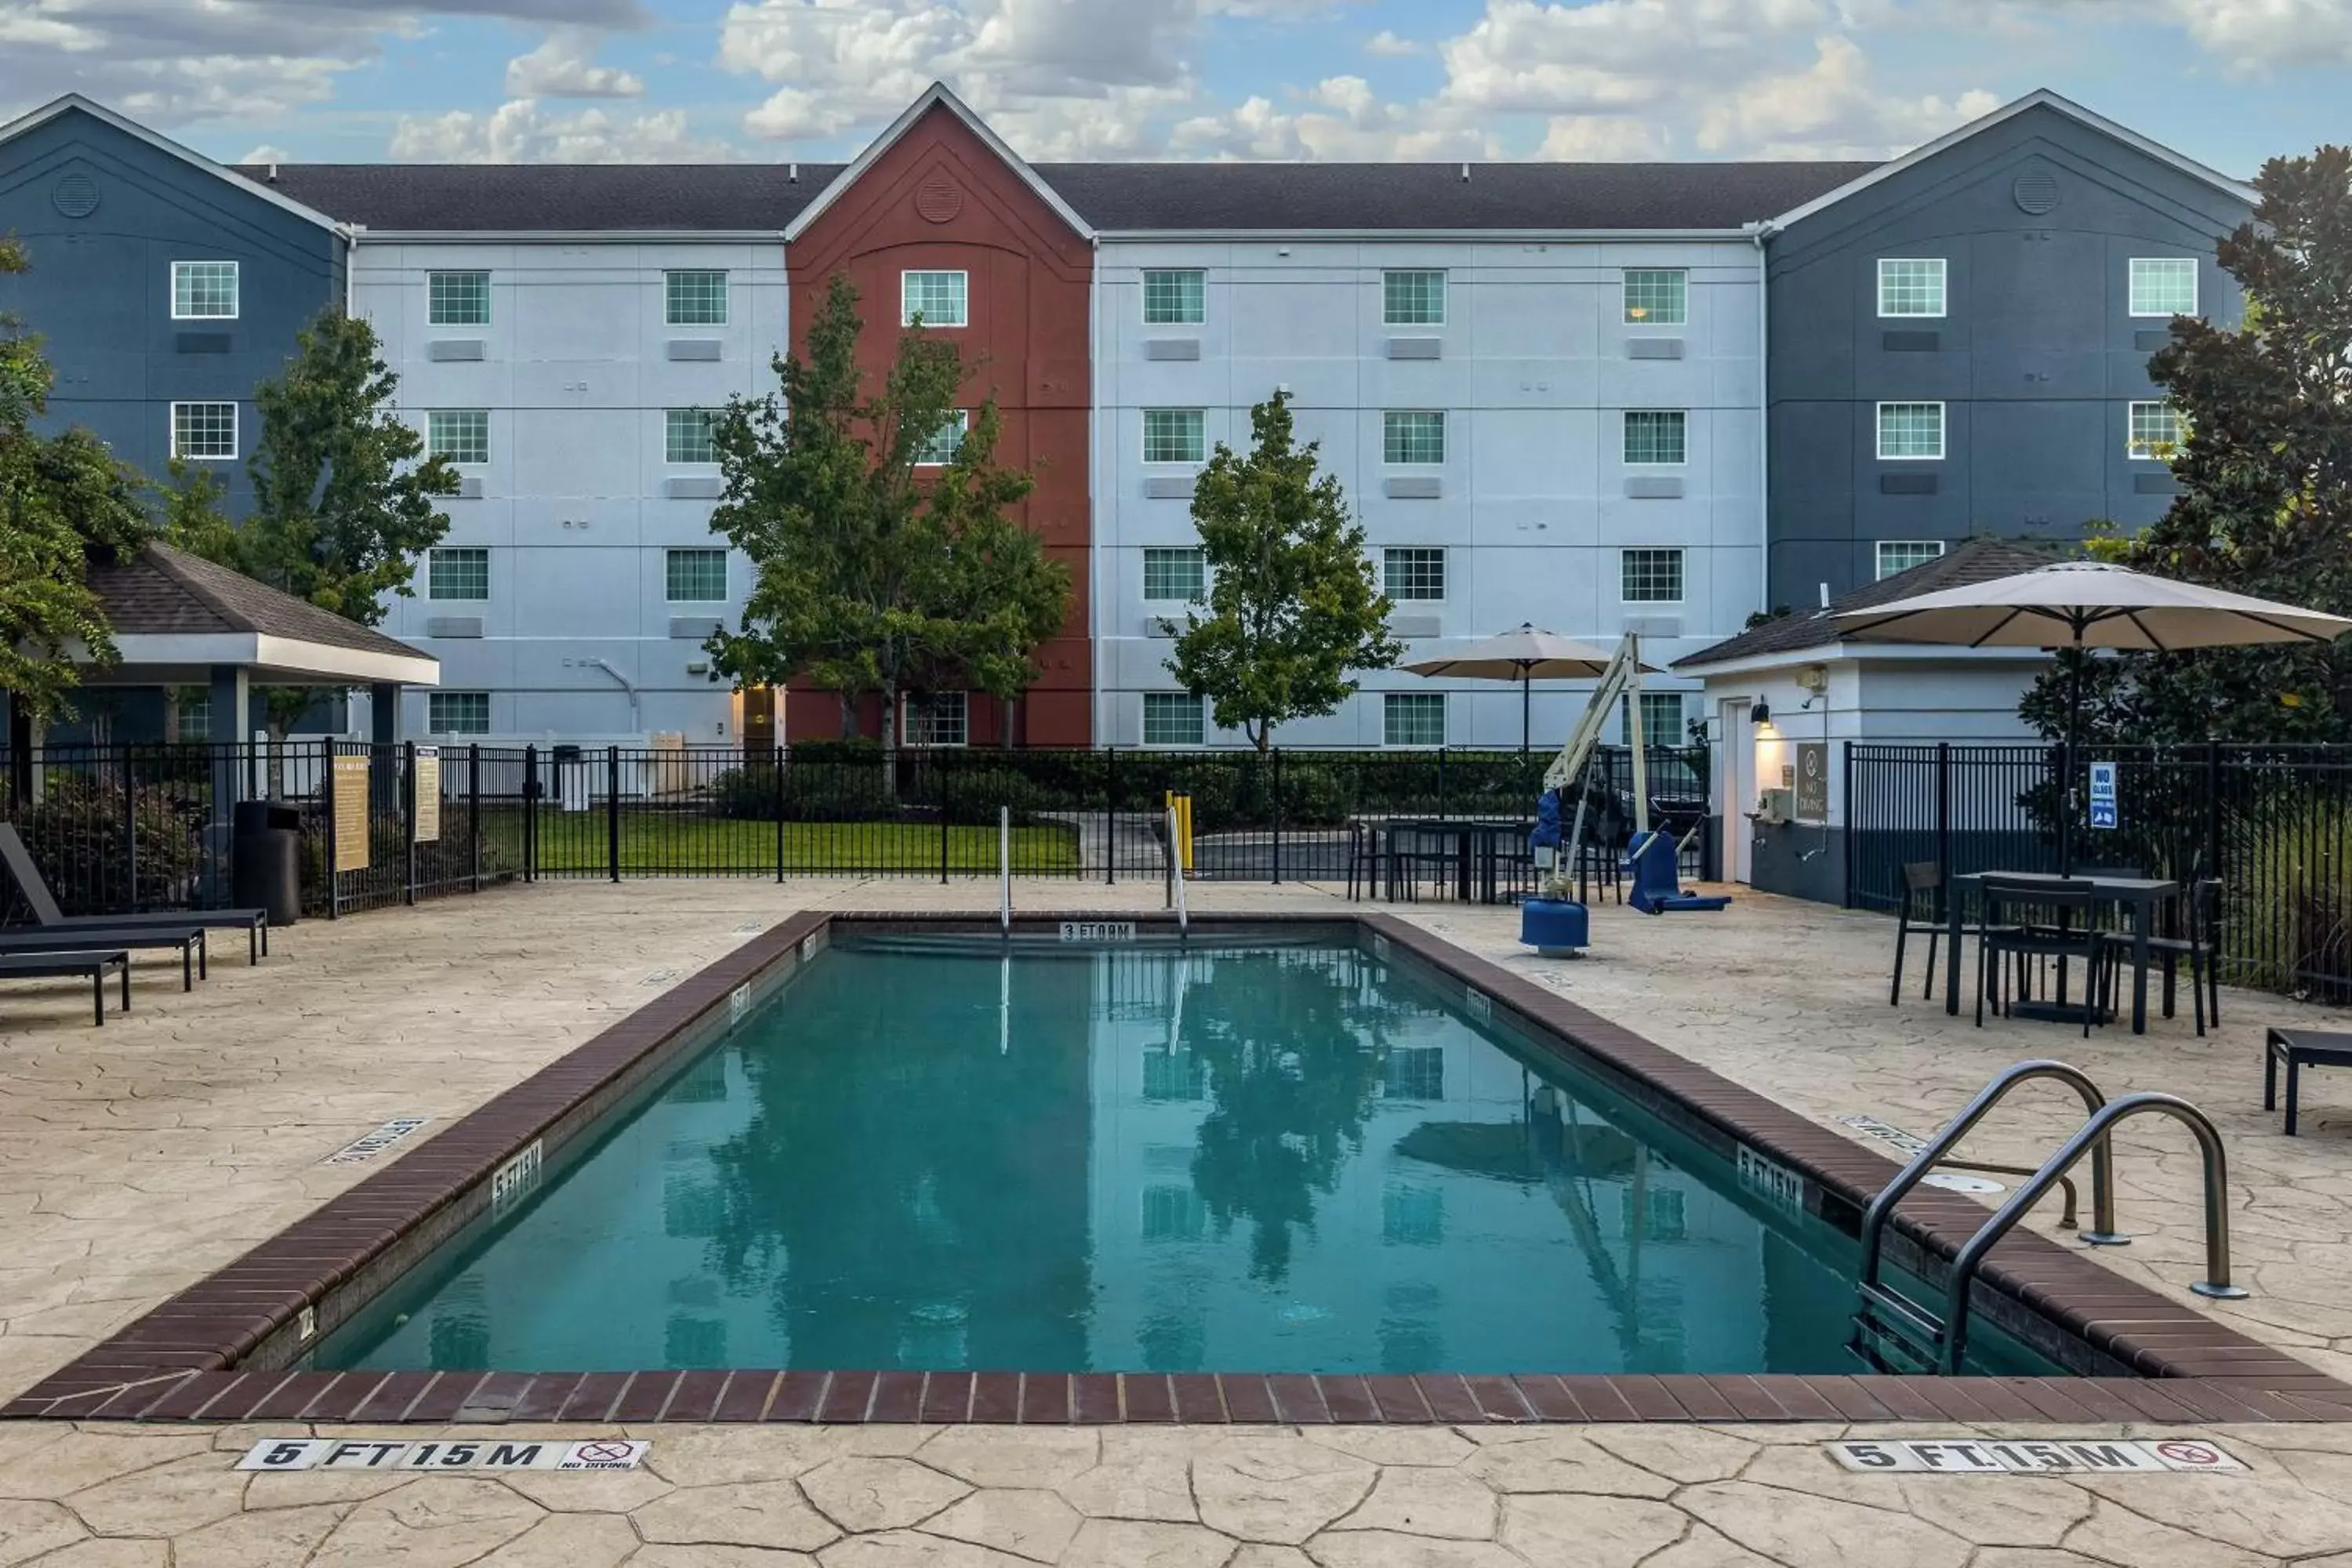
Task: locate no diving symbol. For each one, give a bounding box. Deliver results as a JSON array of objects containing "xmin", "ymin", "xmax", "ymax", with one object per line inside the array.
[
  {"xmin": 2153, "ymin": 1439, "xmax": 2229, "ymax": 1469},
  {"xmin": 575, "ymin": 1441, "xmax": 633, "ymax": 1465}
]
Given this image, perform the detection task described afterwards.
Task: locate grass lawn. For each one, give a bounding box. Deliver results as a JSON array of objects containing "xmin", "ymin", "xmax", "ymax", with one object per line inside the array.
[{"xmin": 474, "ymin": 808, "xmax": 1080, "ymax": 875}]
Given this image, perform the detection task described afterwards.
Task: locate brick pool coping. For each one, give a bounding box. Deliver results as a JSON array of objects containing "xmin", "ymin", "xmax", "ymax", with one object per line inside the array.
[{"xmin": 9, "ymin": 909, "xmax": 2350, "ymax": 1426}]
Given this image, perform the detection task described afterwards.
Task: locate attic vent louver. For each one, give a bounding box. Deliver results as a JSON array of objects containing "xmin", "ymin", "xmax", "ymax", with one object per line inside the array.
[
  {"xmin": 2013, "ymin": 170, "xmax": 2060, "ymax": 215},
  {"xmin": 52, "ymin": 174, "xmax": 98, "ymax": 219}
]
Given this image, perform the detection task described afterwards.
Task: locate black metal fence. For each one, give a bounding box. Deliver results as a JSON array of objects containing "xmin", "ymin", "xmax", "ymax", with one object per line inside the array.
[
  {"xmin": 2, "ymin": 739, "xmax": 1712, "ymax": 920},
  {"xmin": 1848, "ymin": 741, "xmax": 2352, "ymax": 1003}
]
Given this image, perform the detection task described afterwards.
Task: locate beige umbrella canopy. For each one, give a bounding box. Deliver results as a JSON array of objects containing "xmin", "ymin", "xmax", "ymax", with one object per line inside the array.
[{"xmin": 1403, "ymin": 623, "xmax": 1628, "ymax": 752}]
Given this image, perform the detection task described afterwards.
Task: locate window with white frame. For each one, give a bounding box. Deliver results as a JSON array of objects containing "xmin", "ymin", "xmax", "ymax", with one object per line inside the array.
[
  {"xmin": 902, "ymin": 691, "xmax": 968, "ymax": 747},
  {"xmin": 428, "ymin": 270, "xmax": 490, "ymax": 327},
  {"xmin": 1142, "ymin": 408, "xmax": 1206, "ymax": 463},
  {"xmin": 902, "ymin": 270, "xmax": 968, "ymax": 327},
  {"xmin": 1384, "ymin": 692, "xmax": 1446, "ymax": 748},
  {"xmin": 1383, "ymin": 410, "xmax": 1445, "ymax": 464},
  {"xmin": 169, "ymin": 402, "xmax": 237, "ymax": 460},
  {"xmin": 1622, "ymin": 409, "xmax": 1686, "ymax": 465},
  {"xmin": 427, "ymin": 409, "xmax": 489, "ymax": 465},
  {"xmin": 1383, "ymin": 547, "xmax": 1445, "ymax": 601},
  {"xmin": 1143, "ymin": 546, "xmax": 1207, "ymax": 601},
  {"xmin": 1382, "ymin": 269, "xmax": 1446, "ymax": 325},
  {"xmin": 665, "ymin": 408, "xmax": 717, "ymax": 464},
  {"xmin": 664, "ymin": 270, "xmax": 728, "ymax": 326},
  {"xmin": 1628, "ymin": 691, "xmax": 1686, "ymax": 750},
  {"xmin": 666, "ymin": 547, "xmax": 728, "ymax": 602},
  {"xmin": 2128, "ymin": 401, "xmax": 2185, "ymax": 461},
  {"xmin": 176, "ymin": 695, "xmax": 209, "ymax": 742},
  {"xmin": 1620, "ymin": 547, "xmax": 1684, "ymax": 604},
  {"xmin": 912, "ymin": 409, "xmax": 968, "ymax": 466},
  {"xmin": 1143, "ymin": 269, "xmax": 1205, "ymax": 325},
  {"xmin": 2129, "ymin": 257, "xmax": 2198, "ymax": 318},
  {"xmin": 170, "ymin": 261, "xmax": 238, "ymax": 320},
  {"xmin": 1876, "ymin": 258, "xmax": 1946, "ymax": 318},
  {"xmin": 427, "ymin": 546, "xmax": 489, "ymax": 601},
  {"xmin": 1143, "ymin": 692, "xmax": 1207, "ymax": 747},
  {"xmin": 1875, "ymin": 539, "xmax": 1945, "ymax": 579},
  {"xmin": 1876, "ymin": 401, "xmax": 1944, "ymax": 459},
  {"xmin": 429, "ymin": 692, "xmax": 492, "ymax": 735},
  {"xmin": 1622, "ymin": 268, "xmax": 1686, "ymax": 326}
]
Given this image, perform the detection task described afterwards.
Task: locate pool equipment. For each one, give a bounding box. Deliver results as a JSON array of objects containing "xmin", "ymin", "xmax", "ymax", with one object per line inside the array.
[{"xmin": 1626, "ymin": 827, "xmax": 1731, "ymax": 914}]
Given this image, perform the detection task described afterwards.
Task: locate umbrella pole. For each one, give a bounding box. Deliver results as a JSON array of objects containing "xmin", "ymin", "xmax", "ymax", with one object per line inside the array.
[
  {"xmin": 1521, "ymin": 670, "xmax": 1531, "ymax": 758},
  {"xmin": 2060, "ymin": 640, "xmax": 2084, "ymax": 877}
]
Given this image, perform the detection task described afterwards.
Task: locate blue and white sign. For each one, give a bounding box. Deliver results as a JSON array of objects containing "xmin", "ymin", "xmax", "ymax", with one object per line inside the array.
[{"xmin": 2089, "ymin": 761, "xmax": 2119, "ymax": 830}]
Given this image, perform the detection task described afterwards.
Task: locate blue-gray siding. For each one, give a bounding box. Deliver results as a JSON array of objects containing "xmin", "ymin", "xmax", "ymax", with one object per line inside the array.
[{"xmin": 1764, "ymin": 104, "xmax": 2252, "ymax": 610}]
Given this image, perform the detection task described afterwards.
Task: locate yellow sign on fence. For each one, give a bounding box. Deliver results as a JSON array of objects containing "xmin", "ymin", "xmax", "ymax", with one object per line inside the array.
[
  {"xmin": 332, "ymin": 755, "xmax": 370, "ymax": 872},
  {"xmin": 413, "ymin": 746, "xmax": 441, "ymax": 844}
]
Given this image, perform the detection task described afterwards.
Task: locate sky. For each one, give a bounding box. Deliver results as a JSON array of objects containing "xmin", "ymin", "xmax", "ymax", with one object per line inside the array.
[{"xmin": 2, "ymin": 0, "xmax": 2346, "ymax": 174}]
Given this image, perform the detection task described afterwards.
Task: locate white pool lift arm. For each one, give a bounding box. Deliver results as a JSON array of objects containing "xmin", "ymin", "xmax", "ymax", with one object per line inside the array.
[{"xmin": 1537, "ymin": 633, "xmax": 1650, "ymax": 898}]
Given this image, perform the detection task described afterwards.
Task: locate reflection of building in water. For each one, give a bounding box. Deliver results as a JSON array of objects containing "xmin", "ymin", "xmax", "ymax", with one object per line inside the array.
[{"xmin": 1083, "ymin": 945, "xmax": 1800, "ymax": 1374}]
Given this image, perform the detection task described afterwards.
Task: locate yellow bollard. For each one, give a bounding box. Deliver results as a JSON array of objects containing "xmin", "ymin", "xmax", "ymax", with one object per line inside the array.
[{"xmin": 1164, "ymin": 790, "xmax": 1195, "ymax": 873}]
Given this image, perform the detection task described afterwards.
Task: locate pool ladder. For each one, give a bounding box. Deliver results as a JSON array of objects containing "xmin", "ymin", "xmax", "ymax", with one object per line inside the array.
[{"xmin": 1849, "ymin": 1059, "xmax": 2245, "ymax": 1375}]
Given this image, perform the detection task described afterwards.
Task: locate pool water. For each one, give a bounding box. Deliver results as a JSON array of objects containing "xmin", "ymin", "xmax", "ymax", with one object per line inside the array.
[{"xmin": 314, "ymin": 935, "xmax": 2050, "ymax": 1376}]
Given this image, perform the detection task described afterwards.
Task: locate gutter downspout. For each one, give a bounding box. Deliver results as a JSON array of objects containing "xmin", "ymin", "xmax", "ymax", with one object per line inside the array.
[
  {"xmin": 1087, "ymin": 233, "xmax": 1104, "ymax": 747},
  {"xmin": 588, "ymin": 658, "xmax": 643, "ymax": 735},
  {"xmin": 343, "ymin": 224, "xmax": 363, "ymax": 318},
  {"xmin": 1748, "ymin": 220, "xmax": 1774, "ymax": 619}
]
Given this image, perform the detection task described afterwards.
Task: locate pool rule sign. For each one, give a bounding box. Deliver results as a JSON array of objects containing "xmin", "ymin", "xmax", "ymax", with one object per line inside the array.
[
  {"xmin": 330, "ymin": 754, "xmax": 370, "ymax": 872},
  {"xmin": 413, "ymin": 746, "xmax": 441, "ymax": 843}
]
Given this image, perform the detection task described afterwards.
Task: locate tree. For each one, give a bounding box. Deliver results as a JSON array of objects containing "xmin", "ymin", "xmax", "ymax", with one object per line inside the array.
[
  {"xmin": 0, "ymin": 238, "xmax": 153, "ymax": 721},
  {"xmin": 1165, "ymin": 392, "xmax": 1402, "ymax": 751},
  {"xmin": 2021, "ymin": 143, "xmax": 2352, "ymax": 745},
  {"xmin": 168, "ymin": 307, "xmax": 458, "ymax": 731},
  {"xmin": 707, "ymin": 272, "xmax": 1069, "ymax": 751}
]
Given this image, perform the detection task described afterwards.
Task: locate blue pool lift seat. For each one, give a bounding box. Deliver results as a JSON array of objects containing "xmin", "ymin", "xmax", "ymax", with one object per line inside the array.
[{"xmin": 1626, "ymin": 830, "xmax": 1731, "ymax": 915}]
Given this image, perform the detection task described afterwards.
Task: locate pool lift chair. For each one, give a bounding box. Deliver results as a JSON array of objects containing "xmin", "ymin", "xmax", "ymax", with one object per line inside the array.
[{"xmin": 1522, "ymin": 634, "xmax": 1730, "ymax": 956}]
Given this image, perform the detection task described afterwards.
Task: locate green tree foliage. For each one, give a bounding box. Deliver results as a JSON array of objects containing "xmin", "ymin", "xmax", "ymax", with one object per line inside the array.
[
  {"xmin": 708, "ymin": 272, "xmax": 1069, "ymax": 750},
  {"xmin": 2022, "ymin": 143, "xmax": 2352, "ymax": 744},
  {"xmin": 0, "ymin": 238, "xmax": 154, "ymax": 719},
  {"xmin": 1165, "ymin": 392, "xmax": 1402, "ymax": 751}
]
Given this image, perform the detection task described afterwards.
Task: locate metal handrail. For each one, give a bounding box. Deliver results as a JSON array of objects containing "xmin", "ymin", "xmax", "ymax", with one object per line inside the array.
[
  {"xmin": 1167, "ymin": 804, "xmax": 1189, "ymax": 935},
  {"xmin": 1858, "ymin": 1060, "xmax": 2119, "ymax": 1302},
  {"xmin": 1940, "ymin": 1091, "xmax": 2248, "ymax": 1373},
  {"xmin": 998, "ymin": 805, "xmax": 1011, "ymax": 933}
]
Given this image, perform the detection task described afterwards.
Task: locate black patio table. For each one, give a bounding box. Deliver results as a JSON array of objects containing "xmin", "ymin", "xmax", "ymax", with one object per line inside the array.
[
  {"xmin": 1941, "ymin": 869, "xmax": 2180, "ymax": 1035},
  {"xmin": 1385, "ymin": 818, "xmax": 1528, "ymax": 905}
]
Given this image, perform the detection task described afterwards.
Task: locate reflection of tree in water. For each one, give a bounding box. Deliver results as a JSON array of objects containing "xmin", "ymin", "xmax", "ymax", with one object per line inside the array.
[{"xmin": 1181, "ymin": 949, "xmax": 1408, "ymax": 1283}]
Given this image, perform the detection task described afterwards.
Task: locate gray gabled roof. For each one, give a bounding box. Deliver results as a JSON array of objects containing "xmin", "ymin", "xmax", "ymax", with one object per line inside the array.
[
  {"xmin": 88, "ymin": 543, "xmax": 429, "ymax": 662},
  {"xmin": 242, "ymin": 156, "xmax": 1876, "ymax": 235},
  {"xmin": 1674, "ymin": 539, "xmax": 2063, "ymax": 670}
]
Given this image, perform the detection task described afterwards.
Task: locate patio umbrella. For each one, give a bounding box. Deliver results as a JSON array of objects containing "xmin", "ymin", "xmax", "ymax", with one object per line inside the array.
[
  {"xmin": 1402, "ymin": 624, "xmax": 1621, "ymax": 753},
  {"xmin": 1835, "ymin": 560, "xmax": 2352, "ymax": 863}
]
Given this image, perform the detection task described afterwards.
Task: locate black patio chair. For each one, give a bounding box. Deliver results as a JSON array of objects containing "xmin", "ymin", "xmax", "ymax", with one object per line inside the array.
[
  {"xmin": 1345, "ymin": 821, "xmax": 1396, "ymax": 902},
  {"xmin": 2100, "ymin": 877, "xmax": 2222, "ymax": 1036},
  {"xmin": 0, "ymin": 823, "xmax": 270, "ymax": 963},
  {"xmin": 1976, "ymin": 878, "xmax": 2109, "ymax": 1037},
  {"xmin": 0, "ymin": 949, "xmax": 131, "ymax": 1026},
  {"xmin": 1888, "ymin": 860, "xmax": 1944, "ymax": 1005}
]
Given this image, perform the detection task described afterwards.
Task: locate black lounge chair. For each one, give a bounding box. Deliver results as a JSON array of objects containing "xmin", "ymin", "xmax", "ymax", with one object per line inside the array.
[
  {"xmin": 0, "ymin": 822, "xmax": 269, "ymax": 963},
  {"xmin": 0, "ymin": 927, "xmax": 203, "ymax": 990},
  {"xmin": 0, "ymin": 949, "xmax": 131, "ymax": 1026}
]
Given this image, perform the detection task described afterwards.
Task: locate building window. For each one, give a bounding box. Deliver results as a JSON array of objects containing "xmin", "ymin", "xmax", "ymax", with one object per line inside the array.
[
  {"xmin": 1384, "ymin": 1046, "xmax": 1445, "ymax": 1099},
  {"xmin": 1620, "ymin": 547, "xmax": 1684, "ymax": 604},
  {"xmin": 1143, "ymin": 546, "xmax": 1207, "ymax": 602},
  {"xmin": 429, "ymin": 692, "xmax": 492, "ymax": 735},
  {"xmin": 170, "ymin": 261, "xmax": 238, "ymax": 321},
  {"xmin": 1141, "ymin": 1185, "xmax": 1207, "ymax": 1242},
  {"xmin": 666, "ymin": 547, "xmax": 729, "ymax": 602},
  {"xmin": 169, "ymin": 402, "xmax": 237, "ymax": 460},
  {"xmin": 1382, "ymin": 269, "xmax": 1446, "ymax": 325},
  {"xmin": 428, "ymin": 409, "xmax": 490, "ymax": 465},
  {"xmin": 1622, "ymin": 409, "xmax": 1686, "ymax": 466},
  {"xmin": 1384, "ymin": 692, "xmax": 1446, "ymax": 748},
  {"xmin": 1629, "ymin": 691, "xmax": 1686, "ymax": 750},
  {"xmin": 427, "ymin": 546, "xmax": 489, "ymax": 601},
  {"xmin": 1383, "ymin": 547, "xmax": 1445, "ymax": 601},
  {"xmin": 664, "ymin": 270, "xmax": 728, "ymax": 326},
  {"xmin": 1875, "ymin": 401, "xmax": 1944, "ymax": 460},
  {"xmin": 911, "ymin": 409, "xmax": 968, "ymax": 466},
  {"xmin": 665, "ymin": 408, "xmax": 717, "ymax": 464},
  {"xmin": 1876, "ymin": 258, "xmax": 1946, "ymax": 318},
  {"xmin": 1623, "ymin": 1185, "xmax": 1688, "ymax": 1242},
  {"xmin": 1143, "ymin": 692, "xmax": 1206, "ymax": 747},
  {"xmin": 1143, "ymin": 269, "xmax": 1205, "ymax": 325},
  {"xmin": 2129, "ymin": 257, "xmax": 2198, "ymax": 318},
  {"xmin": 1622, "ymin": 268, "xmax": 1686, "ymax": 325},
  {"xmin": 1876, "ymin": 539, "xmax": 1945, "ymax": 579},
  {"xmin": 428, "ymin": 270, "xmax": 490, "ymax": 327},
  {"xmin": 2128, "ymin": 401, "xmax": 2184, "ymax": 461},
  {"xmin": 1383, "ymin": 410, "xmax": 1445, "ymax": 465},
  {"xmin": 176, "ymin": 695, "xmax": 210, "ymax": 742},
  {"xmin": 902, "ymin": 270, "xmax": 968, "ymax": 327},
  {"xmin": 902, "ymin": 691, "xmax": 968, "ymax": 747},
  {"xmin": 1142, "ymin": 408, "xmax": 1207, "ymax": 464}
]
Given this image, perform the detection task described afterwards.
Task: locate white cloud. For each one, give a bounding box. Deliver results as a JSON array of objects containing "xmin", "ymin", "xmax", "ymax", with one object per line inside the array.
[
  {"xmin": 389, "ymin": 100, "xmax": 739, "ymax": 162},
  {"xmin": 2170, "ymin": 0, "xmax": 2352, "ymax": 71},
  {"xmin": 1363, "ymin": 29, "xmax": 1425, "ymax": 56},
  {"xmin": 505, "ymin": 28, "xmax": 646, "ymax": 98},
  {"xmin": 239, "ymin": 142, "xmax": 294, "ymax": 164},
  {"xmin": 1696, "ymin": 34, "xmax": 2002, "ymax": 156},
  {"xmin": 1536, "ymin": 114, "xmax": 1671, "ymax": 160}
]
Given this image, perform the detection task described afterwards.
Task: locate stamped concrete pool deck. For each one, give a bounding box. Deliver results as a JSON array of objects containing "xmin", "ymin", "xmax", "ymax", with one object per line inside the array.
[{"xmin": 5, "ymin": 876, "xmax": 2352, "ymax": 1563}]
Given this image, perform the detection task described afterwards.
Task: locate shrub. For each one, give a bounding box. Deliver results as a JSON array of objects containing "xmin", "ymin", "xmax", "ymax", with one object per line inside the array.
[{"xmin": 13, "ymin": 775, "xmax": 209, "ymax": 915}]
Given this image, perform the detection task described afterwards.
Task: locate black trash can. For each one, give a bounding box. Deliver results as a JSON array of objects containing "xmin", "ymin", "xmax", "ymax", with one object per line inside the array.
[{"xmin": 231, "ymin": 800, "xmax": 303, "ymax": 927}]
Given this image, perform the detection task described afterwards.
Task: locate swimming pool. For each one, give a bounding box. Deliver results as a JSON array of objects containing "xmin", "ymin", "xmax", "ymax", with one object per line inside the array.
[{"xmin": 311, "ymin": 931, "xmax": 2047, "ymax": 1377}]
